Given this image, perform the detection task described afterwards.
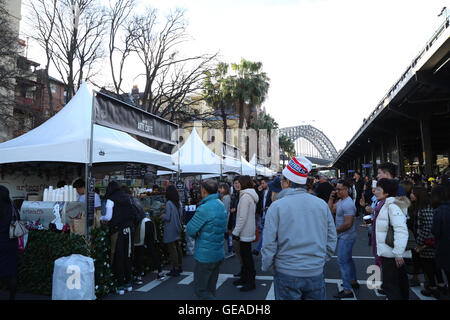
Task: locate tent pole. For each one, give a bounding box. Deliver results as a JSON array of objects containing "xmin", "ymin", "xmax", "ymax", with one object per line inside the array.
[{"xmin": 85, "ymin": 92, "xmax": 95, "ymax": 240}]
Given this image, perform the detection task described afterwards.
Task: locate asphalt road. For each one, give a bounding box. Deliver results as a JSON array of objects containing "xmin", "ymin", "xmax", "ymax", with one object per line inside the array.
[
  {"xmin": 2, "ymin": 215, "xmax": 446, "ymax": 301},
  {"xmin": 103, "ymin": 215, "xmax": 439, "ymax": 301}
]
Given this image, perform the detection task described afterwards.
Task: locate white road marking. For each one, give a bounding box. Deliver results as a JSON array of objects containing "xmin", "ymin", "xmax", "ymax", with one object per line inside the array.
[
  {"xmin": 138, "ymin": 270, "xmax": 427, "ymax": 301},
  {"xmin": 178, "ymin": 273, "xmax": 194, "ymax": 285},
  {"xmin": 216, "ymin": 274, "xmax": 233, "ymax": 289},
  {"xmin": 136, "ymin": 278, "xmax": 168, "ymax": 292},
  {"xmin": 331, "ymin": 256, "xmax": 374, "ymax": 259},
  {"xmin": 265, "ymin": 283, "xmax": 275, "ymax": 300}
]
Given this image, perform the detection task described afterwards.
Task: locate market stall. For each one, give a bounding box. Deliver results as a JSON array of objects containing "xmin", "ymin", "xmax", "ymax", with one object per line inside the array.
[{"xmin": 0, "ymin": 83, "xmax": 177, "ymax": 231}]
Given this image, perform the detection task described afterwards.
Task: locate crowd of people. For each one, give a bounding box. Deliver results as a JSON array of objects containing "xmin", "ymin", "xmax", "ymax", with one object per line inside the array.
[{"xmin": 1, "ymin": 159, "xmax": 449, "ymax": 301}]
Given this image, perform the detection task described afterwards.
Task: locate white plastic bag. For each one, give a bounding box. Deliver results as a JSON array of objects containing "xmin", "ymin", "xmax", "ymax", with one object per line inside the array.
[{"xmin": 52, "ymin": 254, "xmax": 96, "ymax": 300}]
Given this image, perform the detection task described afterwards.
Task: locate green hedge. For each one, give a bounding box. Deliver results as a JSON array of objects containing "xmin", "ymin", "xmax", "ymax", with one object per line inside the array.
[
  {"xmin": 17, "ymin": 230, "xmax": 90, "ymax": 296},
  {"xmin": 14, "ymin": 221, "xmax": 187, "ymax": 299}
]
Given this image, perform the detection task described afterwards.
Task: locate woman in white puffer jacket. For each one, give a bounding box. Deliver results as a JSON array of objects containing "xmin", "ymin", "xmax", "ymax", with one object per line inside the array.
[{"xmin": 374, "ymin": 178, "xmax": 411, "ymax": 300}]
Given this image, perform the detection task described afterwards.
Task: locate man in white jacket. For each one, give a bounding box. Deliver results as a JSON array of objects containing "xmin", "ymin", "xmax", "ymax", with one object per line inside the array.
[{"xmin": 261, "ymin": 156, "xmax": 337, "ymax": 300}]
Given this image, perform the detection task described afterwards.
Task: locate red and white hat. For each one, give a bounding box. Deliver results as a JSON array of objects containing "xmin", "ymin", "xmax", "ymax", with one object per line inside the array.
[{"xmin": 282, "ymin": 156, "xmax": 312, "ymax": 185}]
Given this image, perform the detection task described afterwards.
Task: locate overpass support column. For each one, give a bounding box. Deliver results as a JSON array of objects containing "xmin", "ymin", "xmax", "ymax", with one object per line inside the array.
[
  {"xmin": 380, "ymin": 140, "xmax": 385, "ymax": 163},
  {"xmin": 396, "ymin": 133, "xmax": 405, "ymax": 178},
  {"xmin": 372, "ymin": 145, "xmax": 377, "ymax": 178},
  {"xmin": 420, "ymin": 114, "xmax": 433, "ymax": 176}
]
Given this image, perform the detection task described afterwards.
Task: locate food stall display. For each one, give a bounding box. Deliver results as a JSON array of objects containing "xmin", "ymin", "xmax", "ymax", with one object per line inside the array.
[{"xmin": 43, "ymin": 185, "xmax": 78, "ymax": 201}]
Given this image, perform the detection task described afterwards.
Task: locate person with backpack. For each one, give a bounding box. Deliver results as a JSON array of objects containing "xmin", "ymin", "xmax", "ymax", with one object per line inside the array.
[
  {"xmin": 100, "ymin": 181, "xmax": 135, "ymax": 295},
  {"xmin": 160, "ymin": 185, "xmax": 183, "ymax": 277},
  {"xmin": 120, "ymin": 186, "xmax": 166, "ymax": 283}
]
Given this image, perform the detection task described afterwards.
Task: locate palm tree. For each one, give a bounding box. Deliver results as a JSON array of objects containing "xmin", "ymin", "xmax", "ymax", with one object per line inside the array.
[
  {"xmin": 279, "ymin": 135, "xmax": 295, "ymax": 169},
  {"xmin": 202, "ymin": 62, "xmax": 234, "ymax": 142},
  {"xmin": 230, "ymin": 59, "xmax": 270, "ymax": 159},
  {"xmin": 230, "ymin": 59, "xmax": 270, "ymax": 130}
]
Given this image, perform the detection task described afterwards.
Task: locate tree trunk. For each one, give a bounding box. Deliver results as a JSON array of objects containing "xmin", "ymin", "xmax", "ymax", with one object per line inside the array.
[{"xmin": 44, "ymin": 70, "xmax": 54, "ymax": 117}]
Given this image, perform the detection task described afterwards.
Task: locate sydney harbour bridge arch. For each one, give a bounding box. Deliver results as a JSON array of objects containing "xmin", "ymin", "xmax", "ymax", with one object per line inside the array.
[{"xmin": 279, "ymin": 125, "xmax": 338, "ymax": 166}]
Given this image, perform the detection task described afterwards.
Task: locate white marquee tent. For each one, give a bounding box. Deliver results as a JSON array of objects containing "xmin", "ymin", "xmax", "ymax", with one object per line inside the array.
[
  {"xmin": 0, "ymin": 83, "xmax": 175, "ymax": 169},
  {"xmin": 249, "ymin": 154, "xmax": 276, "ymax": 177},
  {"xmin": 157, "ymin": 128, "xmax": 242, "ymax": 176}
]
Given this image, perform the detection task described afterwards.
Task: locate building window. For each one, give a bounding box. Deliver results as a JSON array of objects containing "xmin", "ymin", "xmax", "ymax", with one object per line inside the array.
[{"xmin": 50, "ymin": 83, "xmax": 57, "ymax": 94}]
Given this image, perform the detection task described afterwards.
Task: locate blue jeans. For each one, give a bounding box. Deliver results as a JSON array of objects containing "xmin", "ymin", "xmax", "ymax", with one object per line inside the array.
[
  {"xmin": 274, "ymin": 271, "xmax": 326, "ymax": 300},
  {"xmin": 337, "ymin": 238, "xmax": 357, "ymax": 290},
  {"xmin": 255, "ymin": 213, "xmax": 265, "ymax": 252}
]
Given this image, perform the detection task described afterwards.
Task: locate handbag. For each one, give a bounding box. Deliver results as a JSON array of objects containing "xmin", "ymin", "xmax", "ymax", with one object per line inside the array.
[
  {"xmin": 424, "ymin": 237, "xmax": 435, "ymax": 247},
  {"xmin": 385, "ymin": 206, "xmax": 416, "ymax": 251},
  {"xmin": 9, "ymin": 206, "xmax": 28, "ymax": 239}
]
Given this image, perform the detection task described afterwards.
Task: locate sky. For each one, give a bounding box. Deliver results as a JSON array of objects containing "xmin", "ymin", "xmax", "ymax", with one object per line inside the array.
[{"xmin": 21, "ymin": 0, "xmax": 450, "ymax": 152}]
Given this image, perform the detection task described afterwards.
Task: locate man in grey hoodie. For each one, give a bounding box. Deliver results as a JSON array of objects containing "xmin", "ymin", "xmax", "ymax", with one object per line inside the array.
[{"xmin": 261, "ymin": 156, "xmax": 337, "ymax": 300}]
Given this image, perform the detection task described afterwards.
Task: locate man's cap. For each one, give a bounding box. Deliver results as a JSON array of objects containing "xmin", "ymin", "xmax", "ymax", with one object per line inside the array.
[
  {"xmin": 282, "ymin": 156, "xmax": 312, "ymax": 185},
  {"xmin": 268, "ymin": 176, "xmax": 282, "ymax": 193}
]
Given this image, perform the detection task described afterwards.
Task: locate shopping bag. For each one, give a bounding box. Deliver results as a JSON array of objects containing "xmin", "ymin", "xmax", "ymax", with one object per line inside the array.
[{"xmin": 52, "ymin": 254, "xmax": 96, "ymax": 300}]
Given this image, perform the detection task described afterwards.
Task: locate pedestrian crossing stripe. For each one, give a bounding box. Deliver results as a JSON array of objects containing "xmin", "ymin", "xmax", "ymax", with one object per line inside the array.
[{"xmin": 133, "ymin": 271, "xmax": 435, "ymax": 300}]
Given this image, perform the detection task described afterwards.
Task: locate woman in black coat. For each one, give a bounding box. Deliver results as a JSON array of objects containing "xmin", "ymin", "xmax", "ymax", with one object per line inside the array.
[
  {"xmin": 0, "ymin": 185, "xmax": 18, "ymax": 300},
  {"xmin": 431, "ymin": 185, "xmax": 450, "ymax": 291}
]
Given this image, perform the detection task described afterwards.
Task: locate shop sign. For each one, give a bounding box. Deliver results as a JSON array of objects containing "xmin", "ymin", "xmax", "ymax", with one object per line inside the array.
[{"xmin": 93, "ymin": 91, "xmax": 178, "ymax": 145}]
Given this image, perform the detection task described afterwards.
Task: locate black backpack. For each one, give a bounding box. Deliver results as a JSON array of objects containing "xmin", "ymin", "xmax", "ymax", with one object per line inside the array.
[{"xmin": 130, "ymin": 197, "xmax": 146, "ymax": 228}]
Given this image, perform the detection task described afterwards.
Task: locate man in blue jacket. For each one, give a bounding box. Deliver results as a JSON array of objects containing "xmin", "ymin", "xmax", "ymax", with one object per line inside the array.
[{"xmin": 186, "ymin": 179, "xmax": 228, "ymax": 300}]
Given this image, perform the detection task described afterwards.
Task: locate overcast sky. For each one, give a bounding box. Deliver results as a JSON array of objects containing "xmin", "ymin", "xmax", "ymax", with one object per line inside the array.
[{"xmin": 22, "ymin": 0, "xmax": 450, "ymax": 152}]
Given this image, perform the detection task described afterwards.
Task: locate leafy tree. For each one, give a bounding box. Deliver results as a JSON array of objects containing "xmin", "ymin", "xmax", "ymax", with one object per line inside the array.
[{"xmin": 0, "ymin": 0, "xmax": 20, "ymax": 135}]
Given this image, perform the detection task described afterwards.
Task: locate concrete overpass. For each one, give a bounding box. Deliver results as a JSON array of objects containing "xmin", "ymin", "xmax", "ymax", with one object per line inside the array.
[{"xmin": 333, "ymin": 17, "xmax": 450, "ymax": 177}]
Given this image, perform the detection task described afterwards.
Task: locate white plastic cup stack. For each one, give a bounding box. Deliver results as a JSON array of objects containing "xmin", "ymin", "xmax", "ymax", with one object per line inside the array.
[
  {"xmin": 43, "ymin": 188, "xmax": 49, "ymax": 201},
  {"xmin": 64, "ymin": 185, "xmax": 69, "ymax": 202}
]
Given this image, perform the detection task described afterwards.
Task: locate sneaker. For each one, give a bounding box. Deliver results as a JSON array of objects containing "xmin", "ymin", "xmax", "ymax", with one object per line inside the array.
[
  {"xmin": 157, "ymin": 272, "xmax": 166, "ymax": 281},
  {"xmin": 135, "ymin": 276, "xmax": 143, "ymax": 285},
  {"xmin": 232, "ymin": 278, "xmax": 246, "ymax": 286},
  {"xmin": 166, "ymin": 269, "xmax": 180, "ymax": 277},
  {"xmin": 376, "ymin": 289, "xmax": 386, "ymax": 296},
  {"xmin": 116, "ymin": 287, "xmax": 125, "ymax": 295},
  {"xmin": 225, "ymin": 252, "xmax": 235, "ymax": 259},
  {"xmin": 125, "ymin": 283, "xmax": 133, "ymax": 292},
  {"xmin": 239, "ymin": 283, "xmax": 256, "ymax": 292},
  {"xmin": 437, "ymin": 285, "xmax": 448, "ymax": 296},
  {"xmin": 409, "ymin": 278, "xmax": 421, "ymax": 287},
  {"xmin": 334, "ymin": 290, "xmax": 355, "ymax": 299},
  {"xmin": 351, "ymin": 281, "xmax": 360, "ymax": 291},
  {"xmin": 252, "ymin": 249, "xmax": 260, "ymax": 256},
  {"xmin": 233, "ymin": 271, "xmax": 241, "ymax": 277},
  {"xmin": 421, "ymin": 288, "xmax": 440, "ymax": 299}
]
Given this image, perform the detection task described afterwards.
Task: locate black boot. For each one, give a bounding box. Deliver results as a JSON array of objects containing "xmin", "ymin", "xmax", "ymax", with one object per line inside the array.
[{"xmin": 240, "ymin": 272, "xmax": 255, "ymax": 292}]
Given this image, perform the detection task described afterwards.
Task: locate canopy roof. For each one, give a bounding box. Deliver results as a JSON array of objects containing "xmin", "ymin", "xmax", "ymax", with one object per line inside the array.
[
  {"xmin": 249, "ymin": 154, "xmax": 276, "ymax": 177},
  {"xmin": 0, "ymin": 83, "xmax": 174, "ymax": 169},
  {"xmin": 158, "ymin": 128, "xmax": 242, "ymax": 175}
]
